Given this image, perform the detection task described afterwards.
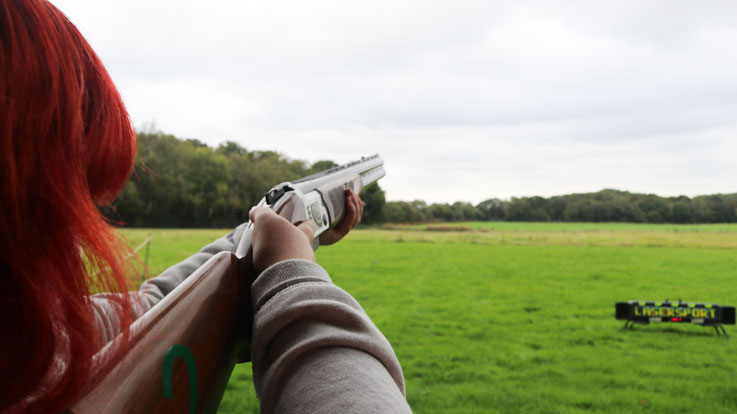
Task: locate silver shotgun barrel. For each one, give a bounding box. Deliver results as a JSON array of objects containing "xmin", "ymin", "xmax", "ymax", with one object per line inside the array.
[{"xmin": 291, "ymin": 154, "xmax": 385, "ymax": 192}]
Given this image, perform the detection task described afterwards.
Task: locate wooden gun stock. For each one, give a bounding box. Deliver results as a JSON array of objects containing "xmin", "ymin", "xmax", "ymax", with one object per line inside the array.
[{"xmin": 71, "ymin": 252, "xmax": 251, "ymax": 413}]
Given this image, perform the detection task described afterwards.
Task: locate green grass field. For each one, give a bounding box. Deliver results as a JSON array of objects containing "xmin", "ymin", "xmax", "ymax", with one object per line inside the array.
[{"xmin": 119, "ymin": 223, "xmax": 737, "ymax": 413}]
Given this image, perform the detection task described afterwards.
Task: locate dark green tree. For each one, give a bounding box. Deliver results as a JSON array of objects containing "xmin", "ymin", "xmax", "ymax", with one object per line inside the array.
[
  {"xmin": 361, "ymin": 184, "xmax": 386, "ymax": 225},
  {"xmin": 310, "ymin": 160, "xmax": 339, "ymax": 173}
]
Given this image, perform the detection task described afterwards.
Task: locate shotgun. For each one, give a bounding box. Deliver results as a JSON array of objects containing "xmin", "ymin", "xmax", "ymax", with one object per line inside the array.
[{"xmin": 71, "ymin": 155, "xmax": 386, "ymax": 413}]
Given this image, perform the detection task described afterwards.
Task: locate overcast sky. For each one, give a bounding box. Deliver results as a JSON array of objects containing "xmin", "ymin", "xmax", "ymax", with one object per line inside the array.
[{"xmin": 52, "ymin": 0, "xmax": 736, "ymax": 204}]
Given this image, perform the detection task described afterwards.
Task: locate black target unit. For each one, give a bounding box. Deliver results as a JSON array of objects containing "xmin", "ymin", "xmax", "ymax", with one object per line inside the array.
[{"xmin": 615, "ymin": 300, "xmax": 736, "ymax": 335}]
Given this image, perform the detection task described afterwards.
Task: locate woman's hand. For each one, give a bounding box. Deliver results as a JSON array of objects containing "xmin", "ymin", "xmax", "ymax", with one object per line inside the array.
[
  {"xmin": 249, "ymin": 188, "xmax": 364, "ymax": 273},
  {"xmin": 319, "ymin": 188, "xmax": 365, "ymax": 246},
  {"xmin": 249, "ymin": 207, "xmax": 316, "ymax": 274}
]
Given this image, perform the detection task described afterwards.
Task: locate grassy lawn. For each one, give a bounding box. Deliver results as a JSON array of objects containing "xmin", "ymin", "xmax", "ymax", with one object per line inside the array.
[
  {"xmin": 407, "ymin": 221, "xmax": 737, "ymax": 233},
  {"xmin": 118, "ymin": 223, "xmax": 737, "ymax": 413}
]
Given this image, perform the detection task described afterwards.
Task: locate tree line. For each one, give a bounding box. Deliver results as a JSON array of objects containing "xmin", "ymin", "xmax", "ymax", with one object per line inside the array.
[
  {"xmin": 109, "ymin": 132, "xmax": 736, "ymax": 227},
  {"xmin": 384, "ymin": 190, "xmax": 737, "ymax": 224},
  {"xmin": 106, "ymin": 131, "xmax": 385, "ymax": 227}
]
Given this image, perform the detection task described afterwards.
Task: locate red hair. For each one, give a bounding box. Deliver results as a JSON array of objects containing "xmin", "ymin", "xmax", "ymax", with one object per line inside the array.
[{"xmin": 0, "ymin": 1, "xmax": 136, "ymax": 412}]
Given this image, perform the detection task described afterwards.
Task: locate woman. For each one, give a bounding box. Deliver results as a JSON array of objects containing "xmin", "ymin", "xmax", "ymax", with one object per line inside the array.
[
  {"xmin": 1, "ymin": 0, "xmax": 137, "ymax": 411},
  {"xmin": 1, "ymin": 1, "xmax": 411, "ymax": 413}
]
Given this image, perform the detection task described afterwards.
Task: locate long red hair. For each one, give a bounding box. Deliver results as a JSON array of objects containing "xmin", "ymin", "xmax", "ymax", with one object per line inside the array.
[{"xmin": 0, "ymin": 1, "xmax": 136, "ymax": 412}]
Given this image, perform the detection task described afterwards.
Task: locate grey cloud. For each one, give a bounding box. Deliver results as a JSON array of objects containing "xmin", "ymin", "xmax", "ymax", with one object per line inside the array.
[{"xmin": 51, "ymin": 0, "xmax": 737, "ymax": 203}]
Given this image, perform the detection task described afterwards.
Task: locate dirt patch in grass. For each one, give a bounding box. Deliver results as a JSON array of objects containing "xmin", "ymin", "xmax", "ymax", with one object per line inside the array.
[{"xmin": 425, "ymin": 225, "xmax": 473, "ymax": 232}]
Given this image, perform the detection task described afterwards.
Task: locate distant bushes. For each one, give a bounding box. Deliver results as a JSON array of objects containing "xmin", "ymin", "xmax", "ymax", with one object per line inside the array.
[{"xmin": 383, "ymin": 190, "xmax": 737, "ymax": 224}]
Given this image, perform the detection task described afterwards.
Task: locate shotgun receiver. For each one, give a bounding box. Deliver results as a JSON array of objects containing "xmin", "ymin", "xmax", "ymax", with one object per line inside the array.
[
  {"xmin": 235, "ymin": 154, "xmax": 386, "ymax": 258},
  {"xmin": 71, "ymin": 155, "xmax": 385, "ymax": 413}
]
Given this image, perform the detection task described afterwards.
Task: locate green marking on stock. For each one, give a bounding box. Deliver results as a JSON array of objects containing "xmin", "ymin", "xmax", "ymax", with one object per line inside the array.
[{"xmin": 163, "ymin": 344, "xmax": 199, "ymax": 414}]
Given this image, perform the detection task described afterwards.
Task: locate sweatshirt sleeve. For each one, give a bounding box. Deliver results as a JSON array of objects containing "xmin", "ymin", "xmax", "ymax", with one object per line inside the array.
[
  {"xmin": 251, "ymin": 259, "xmax": 412, "ymax": 414},
  {"xmin": 133, "ymin": 223, "xmax": 247, "ymax": 310},
  {"xmin": 90, "ymin": 223, "xmax": 248, "ymax": 345}
]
